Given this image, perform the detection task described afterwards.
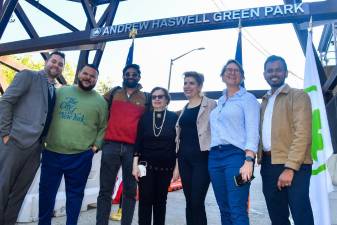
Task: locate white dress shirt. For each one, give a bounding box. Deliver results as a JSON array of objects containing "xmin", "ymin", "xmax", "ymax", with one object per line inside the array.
[{"xmin": 262, "ymin": 84, "xmax": 286, "ymax": 151}]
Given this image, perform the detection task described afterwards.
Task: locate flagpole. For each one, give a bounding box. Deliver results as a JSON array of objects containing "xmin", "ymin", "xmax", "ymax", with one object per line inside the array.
[
  {"xmin": 308, "ymin": 16, "xmax": 313, "ymax": 34},
  {"xmin": 125, "ymin": 27, "xmax": 137, "ymax": 66},
  {"xmin": 235, "ymin": 19, "xmax": 244, "ymax": 87},
  {"xmin": 305, "ymin": 16, "xmax": 333, "ymax": 225},
  {"xmin": 332, "ymin": 22, "xmax": 337, "ymax": 61},
  {"xmin": 235, "ymin": 18, "xmax": 242, "ymax": 65}
]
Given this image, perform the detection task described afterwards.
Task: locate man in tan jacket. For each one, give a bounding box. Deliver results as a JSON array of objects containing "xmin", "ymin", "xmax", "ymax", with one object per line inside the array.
[{"xmin": 258, "ymin": 55, "xmax": 314, "ymax": 225}]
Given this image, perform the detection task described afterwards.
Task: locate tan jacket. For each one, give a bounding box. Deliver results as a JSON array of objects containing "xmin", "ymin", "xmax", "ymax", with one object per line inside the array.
[
  {"xmin": 175, "ymin": 96, "xmax": 217, "ymax": 152},
  {"xmin": 257, "ymin": 84, "xmax": 313, "ymax": 171}
]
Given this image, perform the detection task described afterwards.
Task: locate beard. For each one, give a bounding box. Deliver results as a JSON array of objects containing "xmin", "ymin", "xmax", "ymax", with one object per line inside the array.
[
  {"xmin": 268, "ymin": 80, "xmax": 285, "ymax": 89},
  {"xmin": 123, "ymin": 79, "xmax": 139, "ymax": 88},
  {"xmin": 45, "ymin": 67, "xmax": 60, "ymax": 79},
  {"xmin": 78, "ymin": 80, "xmax": 95, "ymax": 91}
]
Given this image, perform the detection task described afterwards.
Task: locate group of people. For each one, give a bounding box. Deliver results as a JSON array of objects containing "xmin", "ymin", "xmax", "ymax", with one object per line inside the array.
[{"xmin": 0, "ymin": 52, "xmax": 315, "ymax": 225}]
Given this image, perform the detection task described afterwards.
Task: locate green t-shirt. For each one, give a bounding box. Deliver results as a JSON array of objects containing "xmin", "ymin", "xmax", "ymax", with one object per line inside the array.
[{"xmin": 45, "ymin": 86, "xmax": 108, "ymax": 154}]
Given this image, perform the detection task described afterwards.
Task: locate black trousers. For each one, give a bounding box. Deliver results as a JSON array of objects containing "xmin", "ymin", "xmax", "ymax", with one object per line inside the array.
[
  {"xmin": 260, "ymin": 155, "xmax": 314, "ymax": 225},
  {"xmin": 138, "ymin": 168, "xmax": 173, "ymax": 225},
  {"xmin": 178, "ymin": 151, "xmax": 210, "ymax": 225}
]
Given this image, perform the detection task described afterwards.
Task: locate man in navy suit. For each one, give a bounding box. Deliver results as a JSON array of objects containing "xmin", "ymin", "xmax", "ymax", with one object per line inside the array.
[{"xmin": 0, "ymin": 51, "xmax": 65, "ymax": 225}]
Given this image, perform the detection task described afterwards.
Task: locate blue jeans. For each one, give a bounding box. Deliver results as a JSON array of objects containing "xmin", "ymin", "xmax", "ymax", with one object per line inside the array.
[
  {"xmin": 39, "ymin": 149, "xmax": 94, "ymax": 225},
  {"xmin": 96, "ymin": 141, "xmax": 137, "ymax": 225},
  {"xmin": 260, "ymin": 155, "xmax": 314, "ymax": 225},
  {"xmin": 208, "ymin": 145, "xmax": 249, "ymax": 225}
]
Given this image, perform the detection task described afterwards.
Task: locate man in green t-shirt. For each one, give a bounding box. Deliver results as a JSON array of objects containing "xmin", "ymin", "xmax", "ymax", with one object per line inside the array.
[{"xmin": 38, "ymin": 64, "xmax": 108, "ymax": 225}]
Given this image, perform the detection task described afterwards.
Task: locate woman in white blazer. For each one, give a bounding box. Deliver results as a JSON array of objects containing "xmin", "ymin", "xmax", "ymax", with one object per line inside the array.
[{"xmin": 174, "ymin": 71, "xmax": 216, "ymax": 225}]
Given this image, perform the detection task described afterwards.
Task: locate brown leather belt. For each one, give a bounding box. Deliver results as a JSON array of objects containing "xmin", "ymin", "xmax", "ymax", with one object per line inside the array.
[{"xmin": 263, "ymin": 151, "xmax": 271, "ymax": 156}]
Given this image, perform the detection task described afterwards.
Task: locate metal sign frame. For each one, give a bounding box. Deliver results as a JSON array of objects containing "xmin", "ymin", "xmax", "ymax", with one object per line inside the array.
[{"xmin": 0, "ymin": 0, "xmax": 336, "ymax": 100}]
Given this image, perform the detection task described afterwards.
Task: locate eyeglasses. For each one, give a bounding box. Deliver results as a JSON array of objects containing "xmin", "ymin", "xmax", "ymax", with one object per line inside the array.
[
  {"xmin": 124, "ymin": 72, "xmax": 139, "ymax": 78},
  {"xmin": 152, "ymin": 95, "xmax": 165, "ymax": 100},
  {"xmin": 225, "ymin": 68, "xmax": 240, "ymax": 74}
]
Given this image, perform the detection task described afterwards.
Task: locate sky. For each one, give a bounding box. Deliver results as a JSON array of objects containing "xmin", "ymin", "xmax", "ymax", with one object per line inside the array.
[{"xmin": 0, "ymin": 0, "xmax": 327, "ymax": 109}]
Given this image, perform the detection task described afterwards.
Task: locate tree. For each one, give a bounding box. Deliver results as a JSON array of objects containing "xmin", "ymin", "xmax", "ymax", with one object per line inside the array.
[
  {"xmin": 0, "ymin": 55, "xmax": 75, "ymax": 85},
  {"xmin": 95, "ymin": 80, "xmax": 113, "ymax": 95},
  {"xmin": 0, "ymin": 55, "xmax": 115, "ymax": 95},
  {"xmin": 1, "ymin": 65, "xmax": 16, "ymax": 85}
]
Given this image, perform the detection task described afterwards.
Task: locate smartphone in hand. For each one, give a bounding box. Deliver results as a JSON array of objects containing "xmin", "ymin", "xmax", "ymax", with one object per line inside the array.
[{"xmin": 234, "ymin": 174, "xmax": 255, "ymax": 187}]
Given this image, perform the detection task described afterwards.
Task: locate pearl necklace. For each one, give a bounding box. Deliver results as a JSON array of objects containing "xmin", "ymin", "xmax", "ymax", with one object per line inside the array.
[{"xmin": 153, "ymin": 109, "xmax": 166, "ymax": 137}]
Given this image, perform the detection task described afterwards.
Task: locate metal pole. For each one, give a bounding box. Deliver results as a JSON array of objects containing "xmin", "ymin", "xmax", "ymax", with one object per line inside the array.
[
  {"xmin": 333, "ymin": 22, "xmax": 337, "ymax": 64},
  {"xmin": 167, "ymin": 47, "xmax": 205, "ymax": 92},
  {"xmin": 0, "ymin": 0, "xmax": 3, "ymax": 15},
  {"xmin": 167, "ymin": 59, "xmax": 173, "ymax": 92}
]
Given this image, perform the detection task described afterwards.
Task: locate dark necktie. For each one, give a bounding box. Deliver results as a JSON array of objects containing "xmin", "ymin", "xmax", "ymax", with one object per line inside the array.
[{"xmin": 48, "ymin": 83, "xmax": 55, "ymax": 99}]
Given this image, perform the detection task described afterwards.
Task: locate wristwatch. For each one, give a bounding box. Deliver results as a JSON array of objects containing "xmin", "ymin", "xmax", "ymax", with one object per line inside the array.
[
  {"xmin": 284, "ymin": 167, "xmax": 296, "ymax": 172},
  {"xmin": 245, "ymin": 156, "xmax": 255, "ymax": 163}
]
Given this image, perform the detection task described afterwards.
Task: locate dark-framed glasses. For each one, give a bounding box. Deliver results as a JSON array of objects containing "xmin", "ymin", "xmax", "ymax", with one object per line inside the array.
[
  {"xmin": 152, "ymin": 95, "xmax": 165, "ymax": 100},
  {"xmin": 124, "ymin": 72, "xmax": 139, "ymax": 78}
]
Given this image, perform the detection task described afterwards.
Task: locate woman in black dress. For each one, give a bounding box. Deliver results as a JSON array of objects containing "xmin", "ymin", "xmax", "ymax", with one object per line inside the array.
[{"xmin": 132, "ymin": 87, "xmax": 178, "ymax": 225}]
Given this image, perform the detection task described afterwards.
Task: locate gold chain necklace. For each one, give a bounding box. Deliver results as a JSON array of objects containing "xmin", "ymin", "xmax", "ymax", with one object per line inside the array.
[{"xmin": 153, "ymin": 110, "xmax": 166, "ymax": 137}]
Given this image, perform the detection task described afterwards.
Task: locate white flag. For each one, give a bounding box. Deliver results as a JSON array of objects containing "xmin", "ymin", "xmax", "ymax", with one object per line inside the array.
[{"xmin": 304, "ymin": 31, "xmax": 333, "ymax": 225}]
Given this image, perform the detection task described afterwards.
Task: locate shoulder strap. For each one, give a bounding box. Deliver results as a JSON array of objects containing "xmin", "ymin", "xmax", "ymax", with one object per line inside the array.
[{"xmin": 108, "ymin": 86, "xmax": 122, "ymax": 111}]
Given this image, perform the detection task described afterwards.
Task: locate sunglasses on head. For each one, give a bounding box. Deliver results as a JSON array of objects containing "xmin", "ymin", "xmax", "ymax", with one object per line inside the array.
[{"xmin": 151, "ymin": 95, "xmax": 165, "ymax": 100}]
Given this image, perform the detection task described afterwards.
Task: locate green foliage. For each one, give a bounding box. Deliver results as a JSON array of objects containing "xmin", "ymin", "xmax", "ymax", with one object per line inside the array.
[
  {"xmin": 95, "ymin": 80, "xmax": 113, "ymax": 95},
  {"xmin": 1, "ymin": 55, "xmax": 75, "ymax": 85},
  {"xmin": 62, "ymin": 63, "xmax": 75, "ymax": 84},
  {"xmin": 1, "ymin": 66, "xmax": 16, "ymax": 84},
  {"xmin": 1, "ymin": 55, "xmax": 43, "ymax": 84},
  {"xmin": 21, "ymin": 55, "xmax": 44, "ymax": 70}
]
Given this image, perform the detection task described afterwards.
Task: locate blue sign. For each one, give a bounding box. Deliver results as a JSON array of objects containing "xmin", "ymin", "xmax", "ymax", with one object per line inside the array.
[{"xmin": 90, "ymin": 3, "xmax": 308, "ymax": 39}]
